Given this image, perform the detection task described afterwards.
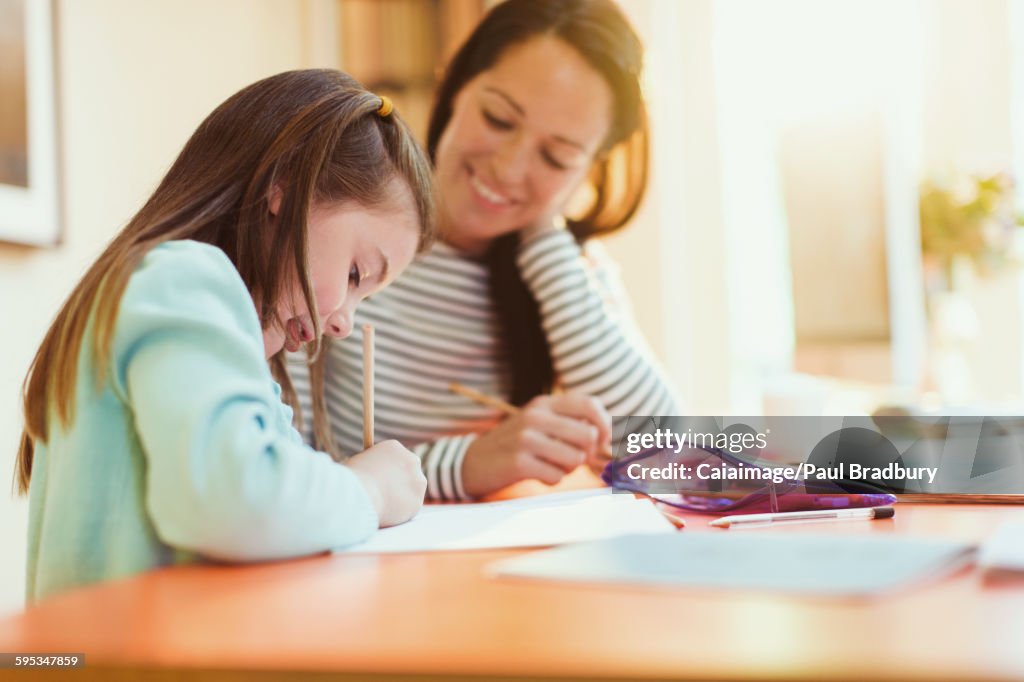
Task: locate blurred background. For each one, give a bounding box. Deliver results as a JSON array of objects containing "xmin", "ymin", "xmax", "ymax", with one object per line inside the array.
[{"xmin": 1, "ymin": 0, "xmax": 1024, "ymax": 612}]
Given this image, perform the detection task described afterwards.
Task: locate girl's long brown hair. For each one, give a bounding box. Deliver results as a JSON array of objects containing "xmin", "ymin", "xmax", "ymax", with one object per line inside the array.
[
  {"xmin": 15, "ymin": 69, "xmax": 435, "ymax": 494},
  {"xmin": 426, "ymin": 0, "xmax": 649, "ymax": 405}
]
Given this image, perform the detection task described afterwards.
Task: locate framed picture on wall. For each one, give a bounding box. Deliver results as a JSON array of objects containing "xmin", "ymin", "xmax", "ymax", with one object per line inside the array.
[{"xmin": 0, "ymin": 0, "xmax": 60, "ymax": 246}]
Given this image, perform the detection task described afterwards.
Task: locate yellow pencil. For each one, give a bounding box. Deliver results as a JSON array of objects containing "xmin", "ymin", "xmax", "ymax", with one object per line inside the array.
[
  {"xmin": 363, "ymin": 325, "xmax": 374, "ymax": 449},
  {"xmin": 448, "ymin": 382, "xmax": 519, "ymax": 416},
  {"xmin": 448, "ymin": 382, "xmax": 614, "ymax": 462}
]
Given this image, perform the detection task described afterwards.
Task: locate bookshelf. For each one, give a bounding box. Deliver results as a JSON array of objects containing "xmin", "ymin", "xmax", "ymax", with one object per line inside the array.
[{"xmin": 336, "ymin": 0, "xmax": 487, "ymax": 142}]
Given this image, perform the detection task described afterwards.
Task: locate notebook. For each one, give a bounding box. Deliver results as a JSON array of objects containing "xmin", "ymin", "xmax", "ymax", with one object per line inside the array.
[{"xmin": 490, "ymin": 532, "xmax": 976, "ymax": 597}]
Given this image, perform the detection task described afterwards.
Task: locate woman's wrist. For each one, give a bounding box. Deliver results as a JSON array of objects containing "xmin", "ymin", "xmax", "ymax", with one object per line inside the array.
[{"xmin": 519, "ymin": 214, "xmax": 566, "ymax": 246}]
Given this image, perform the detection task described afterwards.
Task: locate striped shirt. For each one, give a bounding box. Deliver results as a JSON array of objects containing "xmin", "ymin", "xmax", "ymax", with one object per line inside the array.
[{"xmin": 289, "ymin": 228, "xmax": 680, "ymax": 500}]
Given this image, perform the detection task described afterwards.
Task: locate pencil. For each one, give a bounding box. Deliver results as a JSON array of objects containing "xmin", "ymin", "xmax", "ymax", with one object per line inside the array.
[
  {"xmin": 363, "ymin": 324, "xmax": 374, "ymax": 449},
  {"xmin": 448, "ymin": 382, "xmax": 519, "ymax": 416},
  {"xmin": 447, "ymin": 383, "xmax": 616, "ymax": 463}
]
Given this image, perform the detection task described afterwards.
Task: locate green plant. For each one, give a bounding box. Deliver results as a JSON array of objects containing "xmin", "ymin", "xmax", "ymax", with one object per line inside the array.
[{"xmin": 919, "ymin": 173, "xmax": 1024, "ymax": 280}]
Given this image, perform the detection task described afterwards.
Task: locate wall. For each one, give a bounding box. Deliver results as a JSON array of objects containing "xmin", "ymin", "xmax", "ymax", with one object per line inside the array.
[
  {"xmin": 615, "ymin": 0, "xmax": 1024, "ymax": 409},
  {"xmin": 609, "ymin": 0, "xmax": 733, "ymax": 413},
  {"xmin": 0, "ymin": 0, "xmax": 315, "ymax": 616}
]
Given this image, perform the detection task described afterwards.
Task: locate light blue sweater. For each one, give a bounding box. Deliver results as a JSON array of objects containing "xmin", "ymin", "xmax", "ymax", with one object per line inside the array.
[{"xmin": 26, "ymin": 240, "xmax": 378, "ymax": 602}]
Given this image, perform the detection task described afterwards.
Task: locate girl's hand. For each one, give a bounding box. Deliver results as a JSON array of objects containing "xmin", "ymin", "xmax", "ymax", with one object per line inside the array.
[
  {"xmin": 346, "ymin": 440, "xmax": 427, "ymax": 527},
  {"xmin": 461, "ymin": 392, "xmax": 612, "ymax": 497}
]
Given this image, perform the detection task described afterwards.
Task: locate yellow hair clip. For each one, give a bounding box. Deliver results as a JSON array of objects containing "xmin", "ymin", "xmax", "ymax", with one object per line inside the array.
[{"xmin": 376, "ymin": 95, "xmax": 393, "ymax": 118}]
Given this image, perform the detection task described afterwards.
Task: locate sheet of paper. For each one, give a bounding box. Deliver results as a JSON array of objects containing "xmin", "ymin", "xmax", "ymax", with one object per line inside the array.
[
  {"xmin": 489, "ymin": 532, "xmax": 976, "ymax": 597},
  {"xmin": 335, "ymin": 489, "xmax": 675, "ymax": 554},
  {"xmin": 979, "ymin": 522, "xmax": 1024, "ymax": 573}
]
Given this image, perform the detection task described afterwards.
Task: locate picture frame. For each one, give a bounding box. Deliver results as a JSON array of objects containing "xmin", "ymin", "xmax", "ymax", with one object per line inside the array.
[{"xmin": 0, "ymin": 0, "xmax": 60, "ymax": 246}]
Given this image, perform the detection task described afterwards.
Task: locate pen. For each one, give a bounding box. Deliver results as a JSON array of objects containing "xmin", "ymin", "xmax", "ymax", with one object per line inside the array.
[{"xmin": 709, "ymin": 505, "xmax": 895, "ymax": 529}]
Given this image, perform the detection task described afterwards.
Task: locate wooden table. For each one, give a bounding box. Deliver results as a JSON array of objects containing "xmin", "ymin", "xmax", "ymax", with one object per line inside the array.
[{"xmin": 2, "ymin": 478, "xmax": 1024, "ymax": 681}]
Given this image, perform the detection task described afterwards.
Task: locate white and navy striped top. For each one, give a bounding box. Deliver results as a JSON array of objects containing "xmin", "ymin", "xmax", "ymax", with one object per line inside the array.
[{"xmin": 289, "ymin": 228, "xmax": 680, "ymax": 500}]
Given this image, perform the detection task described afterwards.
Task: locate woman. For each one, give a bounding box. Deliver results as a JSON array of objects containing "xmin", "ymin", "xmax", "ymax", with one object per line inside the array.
[
  {"xmin": 16, "ymin": 70, "xmax": 432, "ymax": 600},
  {"xmin": 292, "ymin": 0, "xmax": 679, "ymax": 499}
]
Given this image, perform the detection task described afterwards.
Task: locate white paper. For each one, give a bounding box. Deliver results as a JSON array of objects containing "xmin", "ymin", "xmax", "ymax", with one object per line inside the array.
[
  {"xmin": 334, "ymin": 489, "xmax": 675, "ymax": 554},
  {"xmin": 490, "ymin": 532, "xmax": 977, "ymax": 597},
  {"xmin": 979, "ymin": 522, "xmax": 1024, "ymax": 572}
]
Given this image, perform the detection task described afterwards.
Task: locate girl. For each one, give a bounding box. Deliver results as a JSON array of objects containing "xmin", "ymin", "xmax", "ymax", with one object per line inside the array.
[
  {"xmin": 292, "ymin": 0, "xmax": 680, "ymax": 499},
  {"xmin": 16, "ymin": 69, "xmax": 434, "ymax": 601}
]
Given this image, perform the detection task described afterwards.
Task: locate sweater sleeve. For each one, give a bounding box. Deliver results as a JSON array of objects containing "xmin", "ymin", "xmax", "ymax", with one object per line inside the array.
[
  {"xmin": 110, "ymin": 241, "xmax": 379, "ymax": 562},
  {"xmin": 517, "ymin": 229, "xmax": 681, "ymax": 416},
  {"xmin": 413, "ymin": 435, "xmax": 473, "ymax": 502}
]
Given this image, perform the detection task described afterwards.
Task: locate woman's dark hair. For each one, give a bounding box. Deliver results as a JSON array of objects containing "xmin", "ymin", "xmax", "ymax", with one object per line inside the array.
[
  {"xmin": 16, "ymin": 69, "xmax": 435, "ymax": 493},
  {"xmin": 426, "ymin": 0, "xmax": 649, "ymax": 405}
]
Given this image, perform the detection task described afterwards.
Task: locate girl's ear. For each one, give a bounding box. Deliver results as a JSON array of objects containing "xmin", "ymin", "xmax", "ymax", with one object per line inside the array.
[{"xmin": 267, "ymin": 185, "xmax": 284, "ymax": 216}]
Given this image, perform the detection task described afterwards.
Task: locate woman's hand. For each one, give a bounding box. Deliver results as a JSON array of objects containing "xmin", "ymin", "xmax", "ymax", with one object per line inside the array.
[
  {"xmin": 346, "ymin": 440, "xmax": 427, "ymax": 527},
  {"xmin": 461, "ymin": 392, "xmax": 612, "ymax": 497},
  {"xmin": 518, "ymin": 212, "xmax": 565, "ymax": 245}
]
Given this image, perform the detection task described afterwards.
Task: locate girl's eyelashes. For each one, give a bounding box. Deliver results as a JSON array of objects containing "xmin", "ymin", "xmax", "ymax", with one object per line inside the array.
[
  {"xmin": 482, "ymin": 109, "xmax": 513, "ymax": 131},
  {"xmin": 349, "ymin": 263, "xmax": 362, "ymax": 288}
]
